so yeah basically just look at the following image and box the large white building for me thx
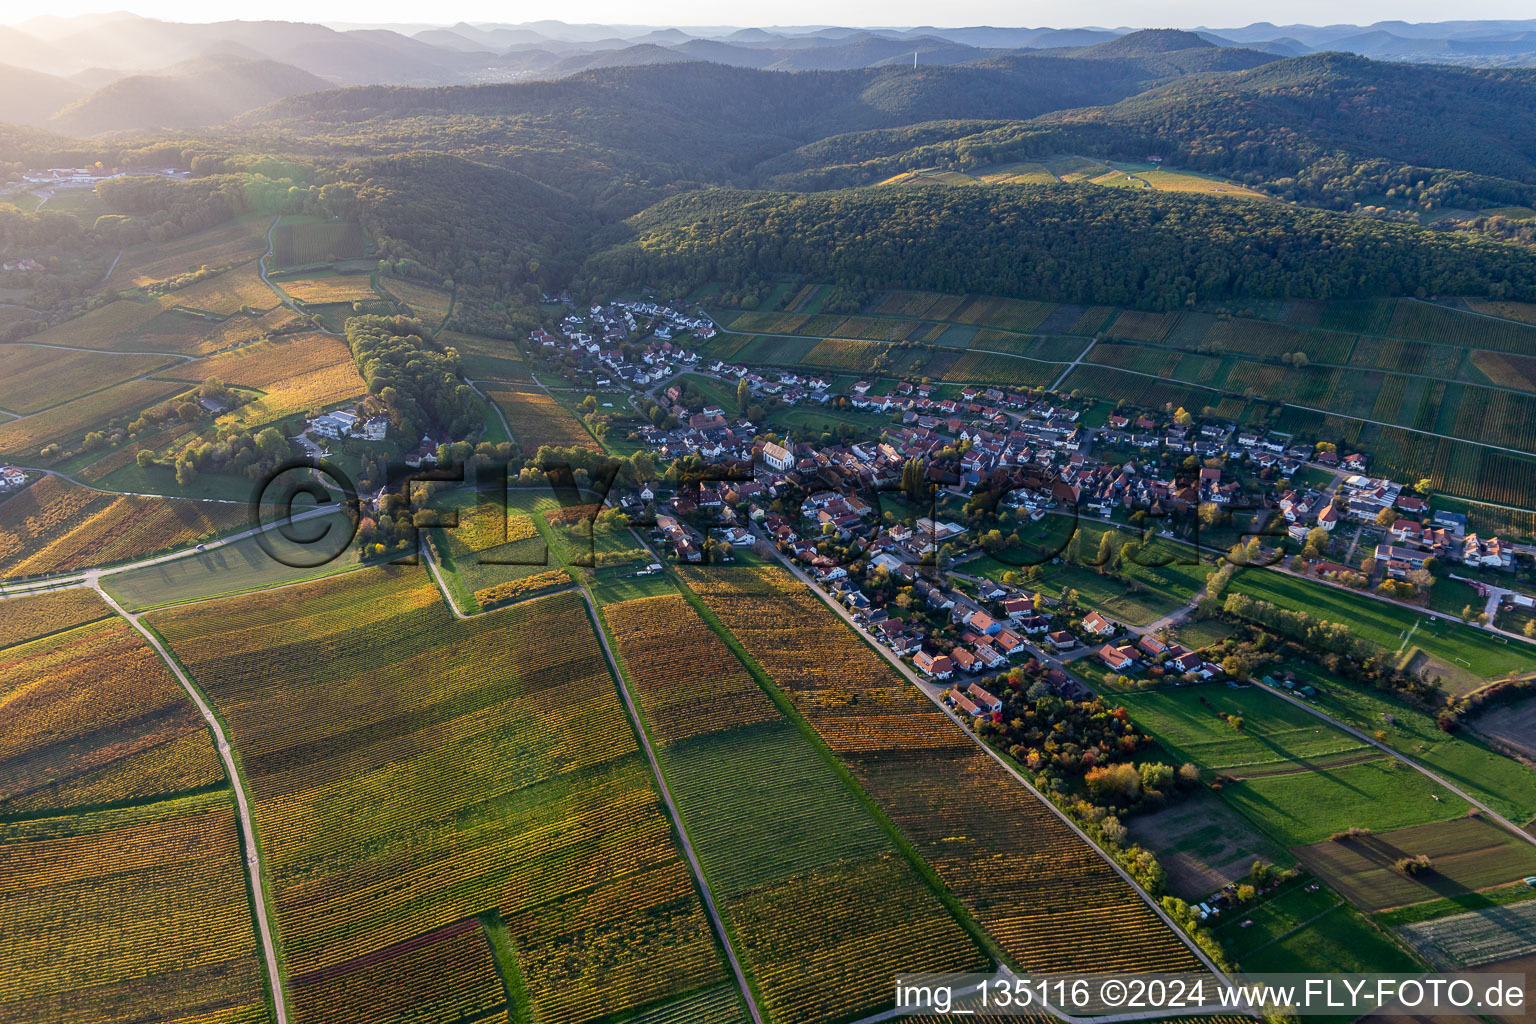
[308,410,360,439]
[762,441,794,472]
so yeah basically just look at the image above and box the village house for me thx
[1046,630,1077,650]
[966,683,1002,713]
[1464,534,1514,570]
[914,651,954,679]
[1081,610,1117,638]
[1097,643,1140,673]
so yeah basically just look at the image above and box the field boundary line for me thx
[752,540,1241,993]
[580,588,766,1024]
[93,580,289,1024]
[1252,679,1536,848]
[1062,359,1536,459]
[1233,901,1344,962]
[1050,337,1098,391]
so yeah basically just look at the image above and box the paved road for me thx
[1252,679,1536,849]
[0,502,336,597]
[1049,337,1098,391]
[756,540,1232,984]
[419,538,765,1024]
[259,216,336,335]
[93,582,289,1024]
[1078,359,1536,459]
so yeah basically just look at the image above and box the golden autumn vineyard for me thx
[602,593,984,1024]
[144,568,736,1024]
[677,567,1206,976]
[7,21,1536,1023]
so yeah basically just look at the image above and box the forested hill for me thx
[757,54,1536,209]
[581,185,1536,309]
[227,52,1274,203]
[1050,54,1536,193]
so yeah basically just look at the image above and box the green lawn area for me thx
[102,507,372,611]
[769,404,895,438]
[479,396,510,446]
[92,461,262,503]
[970,555,1184,626]
[1424,574,1487,617]
[588,565,674,605]
[1288,466,1337,492]
[1229,568,1534,678]
[1290,666,1536,826]
[1116,684,1372,773]
[1170,618,1240,650]
[1375,880,1536,927]
[674,372,740,412]
[1120,536,1217,603]
[1213,884,1420,975]
[1221,756,1469,848]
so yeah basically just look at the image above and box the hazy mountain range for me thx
[5,14,1536,135]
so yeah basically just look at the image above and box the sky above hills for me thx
[8,2,1536,29]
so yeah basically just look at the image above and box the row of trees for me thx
[343,315,481,444]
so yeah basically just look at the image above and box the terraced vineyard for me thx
[380,278,453,328]
[159,264,276,316]
[0,587,109,646]
[276,274,379,305]
[148,569,727,1024]
[602,594,987,1024]
[270,218,365,267]
[289,918,509,1024]
[677,566,1204,975]
[1063,364,1217,414]
[0,378,185,458]
[441,331,530,381]
[106,216,271,289]
[429,492,571,609]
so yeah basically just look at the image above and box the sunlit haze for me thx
[7,1,1536,29]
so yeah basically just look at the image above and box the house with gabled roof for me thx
[914,651,954,679]
[1082,610,1116,638]
[1097,644,1140,673]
